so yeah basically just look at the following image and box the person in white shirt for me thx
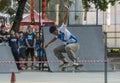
[45,4,80,67]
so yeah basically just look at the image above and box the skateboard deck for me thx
[61,64,83,71]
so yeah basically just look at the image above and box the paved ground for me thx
[0,71,120,83]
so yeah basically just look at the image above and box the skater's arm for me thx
[45,37,57,48]
[63,4,69,25]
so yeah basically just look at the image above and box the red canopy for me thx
[20,13,55,25]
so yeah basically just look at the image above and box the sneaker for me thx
[73,62,79,66]
[59,62,69,68]
[73,62,83,68]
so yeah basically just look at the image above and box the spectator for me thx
[0,26,2,43]
[0,25,9,42]
[35,32,43,69]
[0,21,4,27]
[8,30,21,70]
[25,25,36,69]
[18,31,26,69]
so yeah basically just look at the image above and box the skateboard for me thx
[61,64,83,71]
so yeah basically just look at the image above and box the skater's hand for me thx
[45,44,49,48]
[64,4,69,10]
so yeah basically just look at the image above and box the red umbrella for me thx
[20,13,55,26]
[33,25,39,29]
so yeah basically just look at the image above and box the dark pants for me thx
[26,48,34,57]
[25,48,34,68]
[19,47,26,58]
[11,49,20,70]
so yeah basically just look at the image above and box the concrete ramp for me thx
[0,45,18,73]
[44,25,112,72]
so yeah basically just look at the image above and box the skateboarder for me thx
[45,4,80,68]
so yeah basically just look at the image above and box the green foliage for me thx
[82,0,116,11]
[109,0,116,6]
[68,0,73,6]
[0,0,10,11]
[82,0,91,11]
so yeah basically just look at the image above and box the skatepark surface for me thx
[0,25,118,83]
[0,45,18,73]
[0,71,120,83]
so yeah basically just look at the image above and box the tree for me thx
[82,0,116,11]
[11,0,27,32]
